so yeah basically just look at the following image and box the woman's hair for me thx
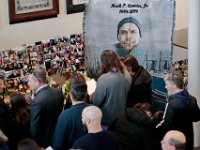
[121,55,139,72]
[10,92,30,125]
[100,50,124,74]
[134,102,153,113]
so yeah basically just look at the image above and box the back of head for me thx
[134,103,153,117]
[32,67,47,84]
[18,139,40,150]
[163,130,186,150]
[121,55,139,72]
[82,106,102,124]
[69,72,87,101]
[9,92,29,124]
[10,92,27,112]
[164,72,183,89]
[100,49,123,74]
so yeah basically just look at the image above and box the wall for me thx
[175,0,188,30]
[0,0,84,49]
[0,0,188,50]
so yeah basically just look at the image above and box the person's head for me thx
[121,55,139,74]
[117,17,142,51]
[18,138,40,150]
[161,130,186,150]
[69,72,87,102]
[27,67,47,91]
[164,72,184,96]
[100,49,124,74]
[81,106,102,131]
[134,103,153,117]
[9,92,29,124]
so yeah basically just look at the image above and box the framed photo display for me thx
[67,0,88,14]
[9,0,59,24]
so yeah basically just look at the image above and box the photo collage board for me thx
[0,34,85,97]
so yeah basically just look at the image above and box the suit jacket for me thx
[30,85,64,148]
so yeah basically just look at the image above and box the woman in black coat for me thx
[121,55,152,107]
[109,103,161,150]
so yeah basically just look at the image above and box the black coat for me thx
[110,108,161,150]
[157,90,200,150]
[30,86,64,148]
[127,66,152,107]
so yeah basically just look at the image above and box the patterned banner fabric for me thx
[84,0,175,78]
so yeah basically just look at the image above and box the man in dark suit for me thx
[28,67,64,148]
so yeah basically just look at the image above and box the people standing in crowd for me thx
[114,17,142,57]
[121,55,152,107]
[161,130,186,150]
[72,106,118,150]
[91,50,131,128]
[28,67,64,148]
[8,92,30,150]
[109,103,161,150]
[157,72,200,150]
[52,73,91,150]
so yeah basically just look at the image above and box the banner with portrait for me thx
[84,0,175,78]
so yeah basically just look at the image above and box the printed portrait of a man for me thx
[114,17,142,57]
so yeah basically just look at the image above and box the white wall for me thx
[0,0,84,49]
[0,0,188,50]
[175,0,188,30]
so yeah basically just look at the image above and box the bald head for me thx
[82,106,102,123]
[162,130,186,150]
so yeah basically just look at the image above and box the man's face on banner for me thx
[118,23,141,51]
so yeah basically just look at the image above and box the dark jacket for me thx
[52,103,91,150]
[127,66,152,107]
[30,86,64,148]
[158,90,200,150]
[110,108,161,150]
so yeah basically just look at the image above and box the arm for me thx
[91,78,106,107]
[52,113,68,150]
[30,98,42,141]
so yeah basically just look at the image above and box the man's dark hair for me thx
[69,72,87,101]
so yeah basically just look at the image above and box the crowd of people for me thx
[0,49,200,150]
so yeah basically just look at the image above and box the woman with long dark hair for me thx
[92,50,131,128]
[8,92,30,150]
